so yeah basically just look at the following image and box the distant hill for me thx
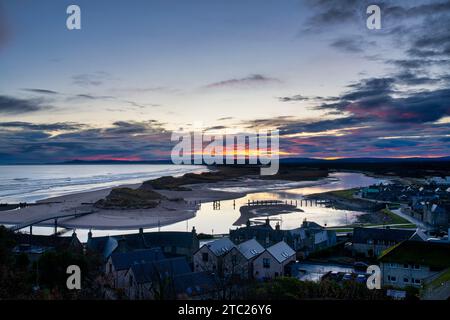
[57,159,173,165]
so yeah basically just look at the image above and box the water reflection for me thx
[21,172,387,242]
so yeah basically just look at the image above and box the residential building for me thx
[253,241,296,280]
[173,272,218,300]
[193,237,235,275]
[222,239,264,279]
[379,240,450,289]
[12,232,83,261]
[105,248,165,288]
[87,228,199,261]
[124,256,191,299]
[352,227,415,257]
[230,219,336,257]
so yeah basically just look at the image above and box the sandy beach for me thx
[0,176,328,231]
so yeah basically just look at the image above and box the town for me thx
[1,175,449,300]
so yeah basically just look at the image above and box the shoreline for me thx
[0,177,329,231]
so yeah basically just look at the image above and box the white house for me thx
[193,237,235,275]
[222,239,264,279]
[253,241,296,280]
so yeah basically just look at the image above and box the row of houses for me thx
[103,248,217,299]
[229,218,337,258]
[194,238,296,280]
[360,182,450,231]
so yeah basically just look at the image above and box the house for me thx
[87,228,199,261]
[253,241,296,280]
[105,248,165,288]
[222,239,264,279]
[379,240,450,289]
[229,219,285,247]
[352,227,415,257]
[230,219,336,257]
[288,220,337,257]
[193,237,235,275]
[12,232,83,261]
[423,203,448,231]
[124,256,191,300]
[173,271,218,300]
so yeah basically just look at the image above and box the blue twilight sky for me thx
[0,0,449,163]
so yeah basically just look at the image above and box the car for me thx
[342,273,353,281]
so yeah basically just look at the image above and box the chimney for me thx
[88,229,92,241]
[265,218,270,226]
[139,228,143,235]
[275,222,280,231]
[191,226,197,235]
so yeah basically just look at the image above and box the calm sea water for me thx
[0,164,206,203]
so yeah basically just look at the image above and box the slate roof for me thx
[205,237,235,256]
[353,227,415,244]
[130,257,191,284]
[87,231,197,257]
[14,233,82,251]
[173,272,217,298]
[110,248,165,271]
[237,239,265,260]
[266,241,296,263]
[379,240,450,270]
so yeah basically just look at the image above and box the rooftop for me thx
[110,248,165,271]
[205,237,235,256]
[266,241,296,263]
[236,239,265,260]
[130,257,191,284]
[379,240,450,270]
[353,227,415,244]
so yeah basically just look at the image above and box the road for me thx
[391,208,429,231]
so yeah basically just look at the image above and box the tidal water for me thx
[0,167,387,242]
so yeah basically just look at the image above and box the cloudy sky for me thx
[0,0,449,163]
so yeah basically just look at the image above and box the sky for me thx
[0,0,449,163]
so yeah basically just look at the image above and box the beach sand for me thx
[0,178,325,230]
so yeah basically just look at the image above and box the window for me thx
[202,252,209,262]
[109,263,112,273]
[388,275,397,282]
[414,279,421,284]
[232,254,237,265]
[263,258,270,269]
[413,264,420,270]
[129,275,133,287]
[403,278,409,283]
[403,264,409,269]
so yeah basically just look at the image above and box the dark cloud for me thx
[0,95,50,114]
[217,117,234,121]
[278,94,310,102]
[0,120,172,164]
[22,88,59,95]
[205,74,280,89]
[0,121,84,131]
[314,77,450,124]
